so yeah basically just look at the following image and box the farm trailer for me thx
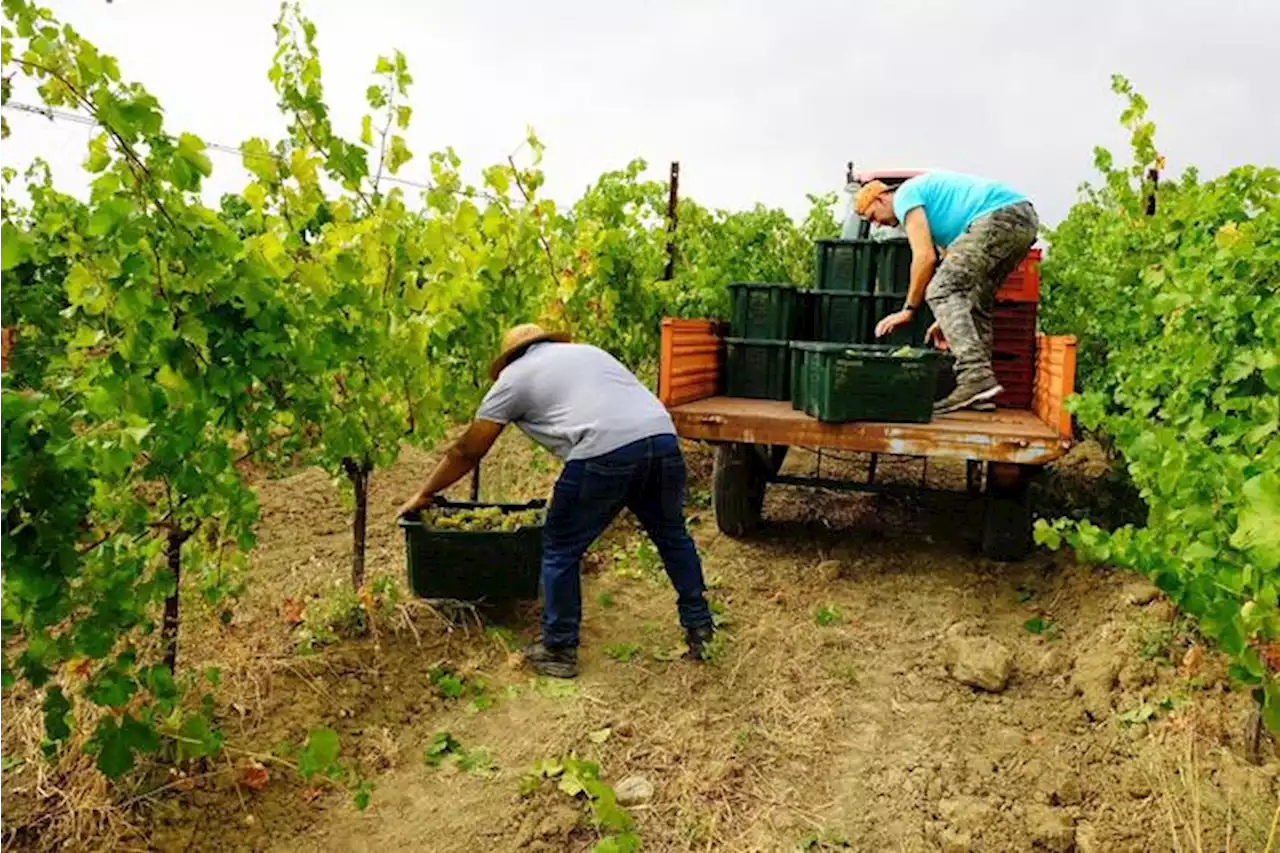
[658,319,1078,561]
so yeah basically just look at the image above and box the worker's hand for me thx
[396,490,432,520]
[926,321,949,351]
[874,309,914,339]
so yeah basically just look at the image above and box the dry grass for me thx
[2,694,144,851]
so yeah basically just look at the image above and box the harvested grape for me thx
[421,506,543,532]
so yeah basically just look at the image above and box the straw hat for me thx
[489,323,570,380]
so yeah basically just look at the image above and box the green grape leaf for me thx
[298,728,340,780]
[1,222,29,270]
[1231,474,1280,569]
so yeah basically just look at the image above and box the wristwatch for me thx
[903,301,920,313]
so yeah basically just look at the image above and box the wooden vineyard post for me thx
[663,161,679,281]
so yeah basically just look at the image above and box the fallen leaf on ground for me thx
[238,763,270,791]
[281,598,306,625]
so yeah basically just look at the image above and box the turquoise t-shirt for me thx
[892,171,1028,247]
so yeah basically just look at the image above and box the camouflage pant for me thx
[926,201,1039,385]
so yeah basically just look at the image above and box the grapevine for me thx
[1038,75,1280,728]
[0,0,829,782]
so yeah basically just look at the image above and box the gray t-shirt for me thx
[476,342,675,461]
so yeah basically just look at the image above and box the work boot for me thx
[685,625,716,661]
[523,641,578,678]
[934,375,1002,415]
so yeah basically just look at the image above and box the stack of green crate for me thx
[811,238,932,346]
[777,239,947,422]
[725,283,800,400]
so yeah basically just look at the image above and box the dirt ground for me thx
[3,437,1278,852]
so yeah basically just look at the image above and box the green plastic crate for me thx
[728,283,799,340]
[725,338,790,400]
[870,295,934,347]
[811,292,875,344]
[398,499,545,600]
[795,290,817,341]
[873,240,912,295]
[790,343,806,410]
[802,345,946,424]
[790,341,848,413]
[814,239,875,292]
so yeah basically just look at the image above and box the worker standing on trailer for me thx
[857,172,1039,414]
[396,324,716,678]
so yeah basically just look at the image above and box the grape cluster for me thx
[423,506,543,531]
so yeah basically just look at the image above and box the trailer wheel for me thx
[981,463,1033,561]
[713,443,769,537]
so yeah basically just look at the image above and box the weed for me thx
[279,727,373,811]
[533,677,579,699]
[710,598,731,628]
[424,731,497,778]
[603,643,642,663]
[1138,623,1177,664]
[829,663,860,686]
[1118,697,1177,726]
[652,644,685,662]
[293,578,403,653]
[1023,616,1062,639]
[815,604,843,627]
[597,591,616,609]
[295,587,368,652]
[467,694,495,714]
[701,633,730,665]
[424,731,462,767]
[612,539,660,582]
[519,756,640,851]
[428,664,488,702]
[733,727,752,748]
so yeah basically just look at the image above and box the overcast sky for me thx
[2,0,1277,226]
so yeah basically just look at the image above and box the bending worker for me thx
[396,324,716,678]
[857,171,1039,414]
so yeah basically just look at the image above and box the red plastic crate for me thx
[992,342,1036,409]
[992,301,1037,333]
[995,248,1042,303]
[992,302,1037,356]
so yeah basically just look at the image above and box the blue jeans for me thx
[541,434,713,648]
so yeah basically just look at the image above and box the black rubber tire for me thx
[981,467,1033,561]
[713,443,768,537]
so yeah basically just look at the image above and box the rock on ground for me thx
[1026,804,1076,852]
[1071,631,1122,720]
[946,635,1013,692]
[614,775,655,806]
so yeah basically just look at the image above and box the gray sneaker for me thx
[934,377,1002,415]
[971,400,997,412]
